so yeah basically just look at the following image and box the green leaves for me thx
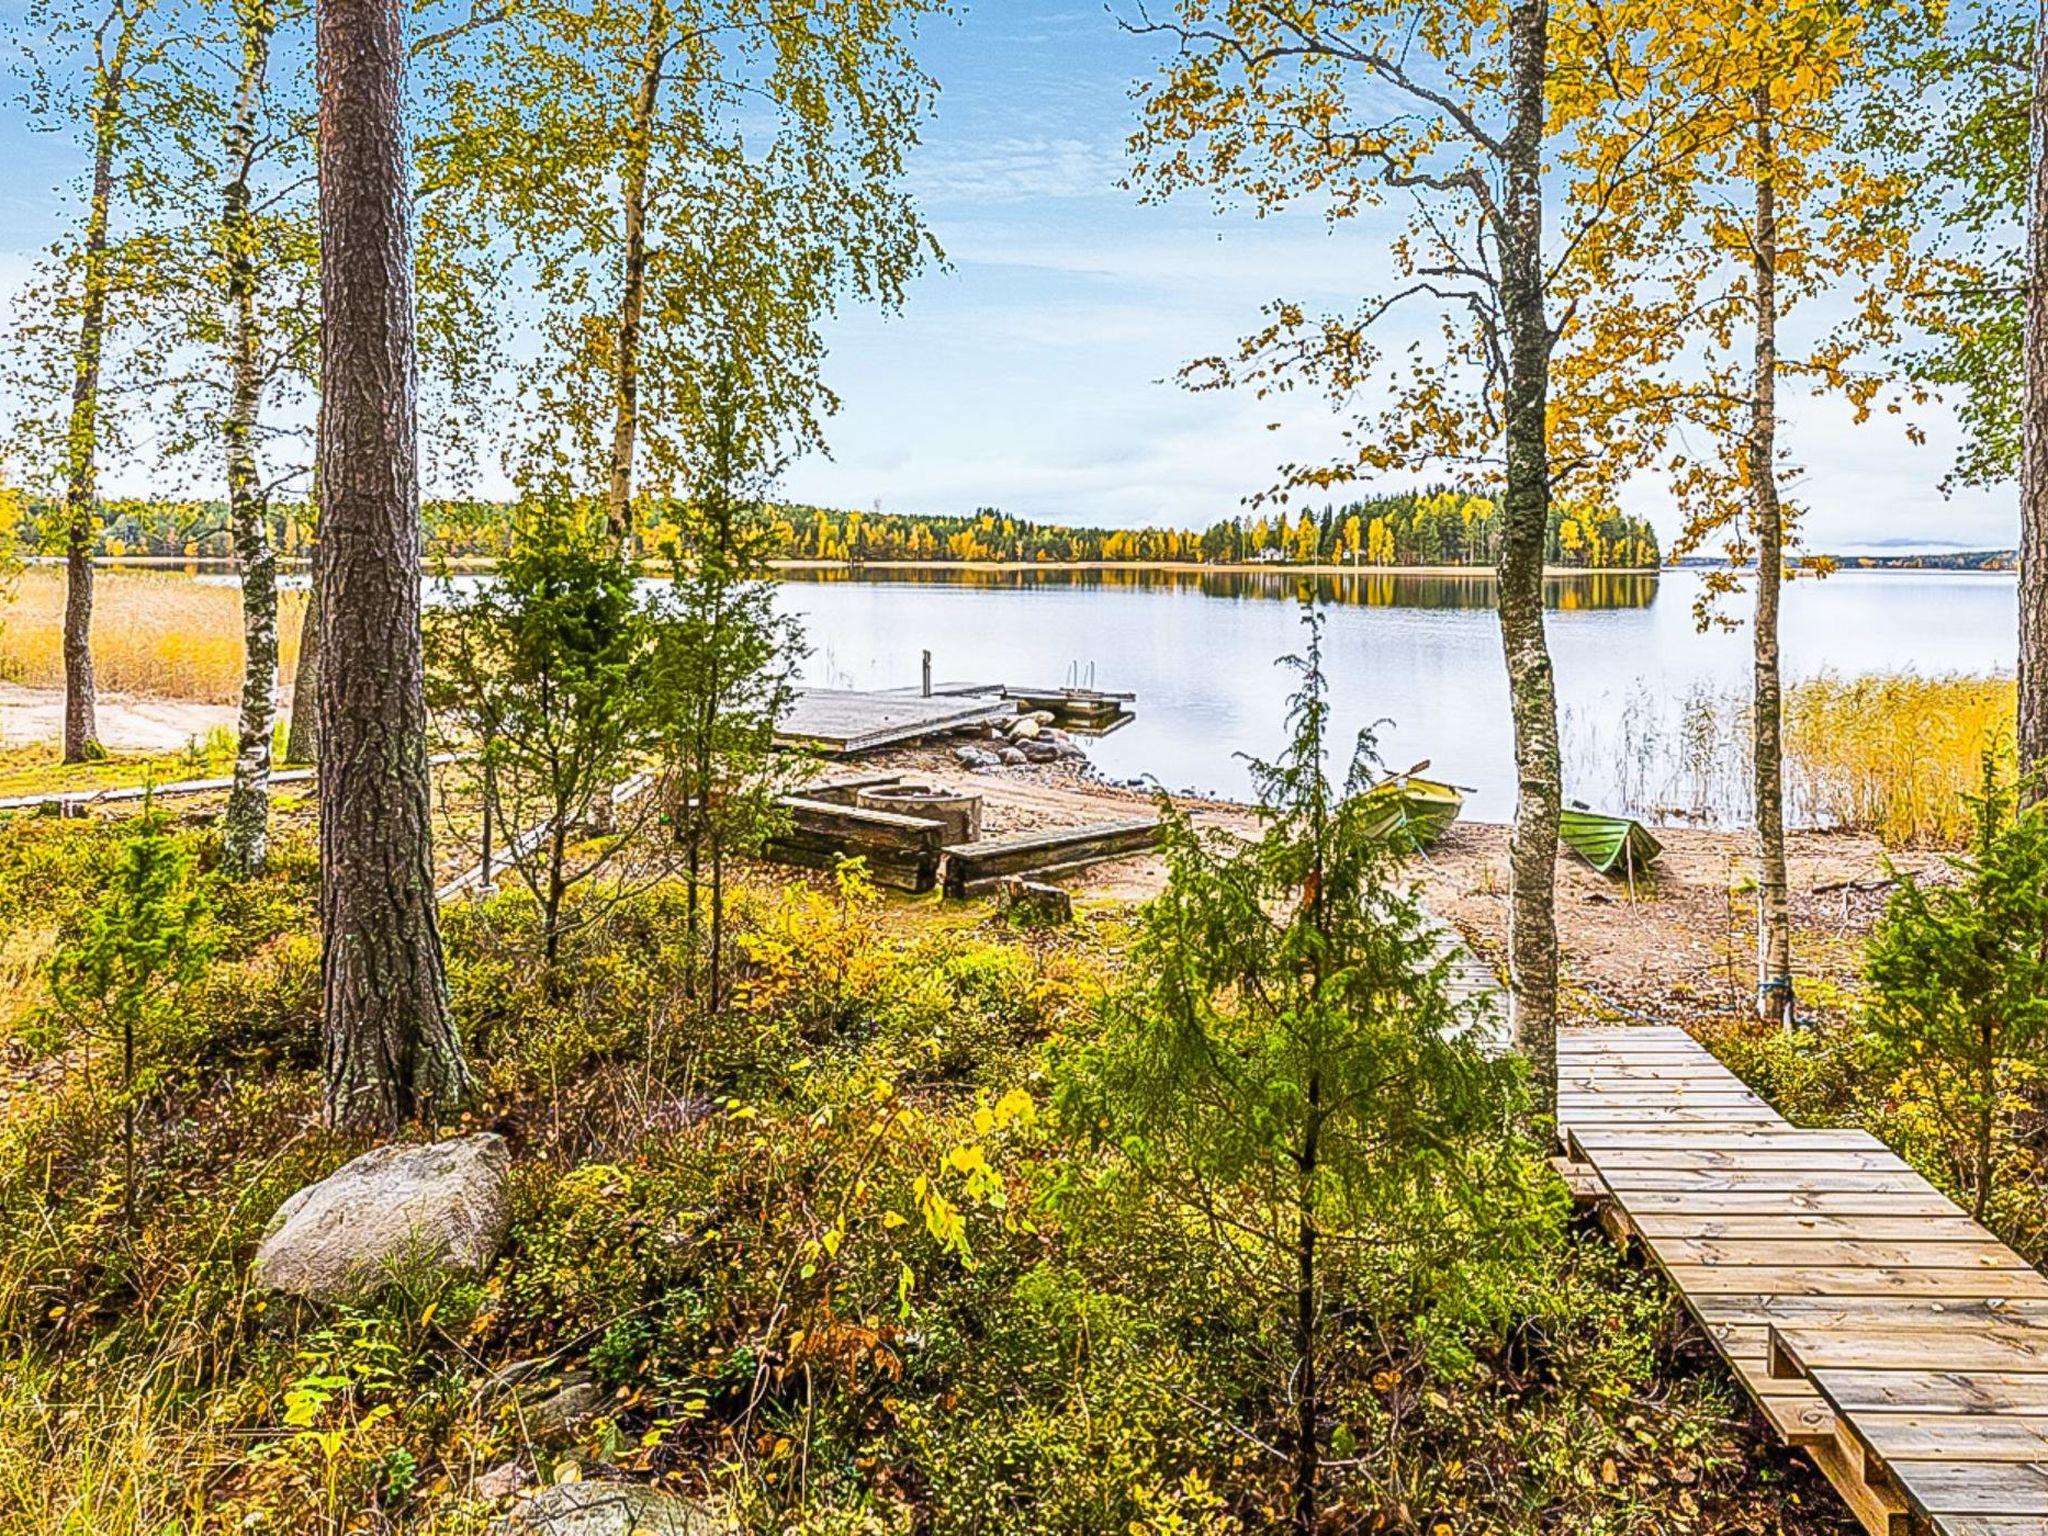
[1865,756,2048,1218]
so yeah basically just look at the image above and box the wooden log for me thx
[792,772,904,806]
[764,795,947,892]
[941,818,1161,898]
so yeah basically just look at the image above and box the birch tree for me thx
[1127,0,1613,1110]
[132,0,319,875]
[1583,0,1925,1022]
[2027,1,2048,790]
[7,0,163,763]
[431,0,941,539]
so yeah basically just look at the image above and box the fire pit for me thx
[855,782,984,846]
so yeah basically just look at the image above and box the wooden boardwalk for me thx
[1559,1025,2048,1536]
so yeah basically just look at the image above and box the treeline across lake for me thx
[758,489,1660,569]
[14,488,1661,572]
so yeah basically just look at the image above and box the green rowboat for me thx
[1359,766,1465,848]
[1559,806,1661,877]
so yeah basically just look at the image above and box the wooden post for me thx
[921,649,932,697]
[480,755,494,888]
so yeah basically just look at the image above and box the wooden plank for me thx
[1938,1518,2048,1536]
[1698,1298,2048,1332]
[1570,1129,1887,1153]
[1548,1157,1606,1203]
[764,795,947,893]
[1619,1190,1968,1216]
[1656,1238,2029,1271]
[1663,1267,2048,1300]
[1774,1325,2048,1377]
[1585,1149,1912,1172]
[1635,1213,1995,1242]
[1885,1459,2048,1515]
[1563,1121,1793,1135]
[1810,1376,2048,1417]
[1852,1414,2048,1463]
[1595,1171,1946,1193]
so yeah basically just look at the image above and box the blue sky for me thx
[0,0,2020,551]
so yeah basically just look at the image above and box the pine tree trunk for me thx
[285,574,321,763]
[1498,0,1561,1117]
[2020,2,2048,796]
[315,0,467,1131]
[220,10,278,878]
[604,0,667,549]
[1750,83,1795,1027]
[60,8,138,765]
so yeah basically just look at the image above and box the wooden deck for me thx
[775,688,1013,753]
[1559,1026,2048,1536]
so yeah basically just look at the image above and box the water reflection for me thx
[776,564,1660,610]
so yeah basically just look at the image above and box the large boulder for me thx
[253,1133,511,1302]
[494,1481,723,1536]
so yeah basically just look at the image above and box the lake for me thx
[770,566,2018,823]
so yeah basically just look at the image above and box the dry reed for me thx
[1785,670,2016,848]
[0,568,305,705]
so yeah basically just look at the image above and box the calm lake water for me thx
[770,567,2019,824]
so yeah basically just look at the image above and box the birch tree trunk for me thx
[1750,82,1795,1026]
[2020,0,2048,795]
[60,4,140,764]
[1497,0,1562,1117]
[220,6,279,877]
[316,0,467,1130]
[604,0,668,549]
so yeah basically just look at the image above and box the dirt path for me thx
[0,683,242,753]
[866,743,1943,1024]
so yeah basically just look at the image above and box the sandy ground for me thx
[867,742,1943,1023]
[0,683,242,753]
[0,691,1937,1025]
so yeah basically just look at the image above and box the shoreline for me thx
[765,557,1662,577]
[35,555,1660,577]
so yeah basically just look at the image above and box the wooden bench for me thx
[941,818,1161,898]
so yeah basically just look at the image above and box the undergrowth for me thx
[0,820,1855,1535]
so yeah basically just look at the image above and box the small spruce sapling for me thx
[426,487,655,966]
[1058,610,1539,1536]
[1866,756,2048,1223]
[47,801,213,1226]
[644,364,805,1012]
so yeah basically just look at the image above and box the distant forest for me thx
[10,488,1662,571]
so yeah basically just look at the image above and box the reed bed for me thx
[1566,669,2012,848]
[0,568,304,705]
[1785,670,2016,848]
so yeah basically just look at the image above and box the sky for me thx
[0,0,2021,553]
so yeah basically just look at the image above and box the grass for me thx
[0,568,306,705]
[0,734,244,801]
[1785,670,2017,848]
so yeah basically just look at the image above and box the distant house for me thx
[1248,548,1288,564]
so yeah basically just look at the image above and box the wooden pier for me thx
[1558,1025,2048,1536]
[775,688,1013,753]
